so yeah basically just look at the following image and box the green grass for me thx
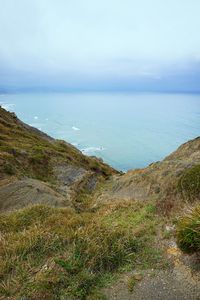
[176,204,200,254]
[0,201,162,299]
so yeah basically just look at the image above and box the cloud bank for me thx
[0,0,200,92]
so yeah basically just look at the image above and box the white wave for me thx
[72,142,78,146]
[82,146,105,155]
[72,126,80,131]
[1,103,15,111]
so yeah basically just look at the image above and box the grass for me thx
[127,276,137,292]
[0,201,163,299]
[176,204,200,254]
[28,148,54,181]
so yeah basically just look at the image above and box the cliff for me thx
[0,106,117,211]
[0,106,199,300]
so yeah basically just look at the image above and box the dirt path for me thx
[103,240,200,300]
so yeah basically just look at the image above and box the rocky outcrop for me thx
[0,178,70,212]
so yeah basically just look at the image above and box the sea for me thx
[0,92,200,171]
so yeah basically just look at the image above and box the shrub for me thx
[178,165,200,201]
[176,205,200,254]
[3,163,15,175]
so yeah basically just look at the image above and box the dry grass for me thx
[0,201,161,299]
[176,204,200,254]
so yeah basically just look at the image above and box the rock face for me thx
[0,178,70,212]
[0,106,118,211]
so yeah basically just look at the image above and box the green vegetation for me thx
[0,106,116,182]
[0,201,163,299]
[28,148,54,181]
[3,163,16,175]
[176,205,200,254]
[178,165,200,201]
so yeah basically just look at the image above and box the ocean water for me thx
[0,92,200,171]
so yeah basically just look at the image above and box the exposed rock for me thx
[0,178,70,212]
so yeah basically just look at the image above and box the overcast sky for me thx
[0,0,200,91]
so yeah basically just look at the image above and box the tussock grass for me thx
[176,204,200,254]
[0,201,160,299]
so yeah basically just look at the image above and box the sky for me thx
[0,0,200,92]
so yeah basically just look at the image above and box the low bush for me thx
[178,165,200,201]
[3,163,15,175]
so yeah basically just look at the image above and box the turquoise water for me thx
[1,92,200,171]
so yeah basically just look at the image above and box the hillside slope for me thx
[0,106,117,211]
[96,137,200,213]
[0,106,200,299]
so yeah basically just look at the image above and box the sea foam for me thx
[82,146,105,155]
[1,103,15,111]
[72,126,80,131]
